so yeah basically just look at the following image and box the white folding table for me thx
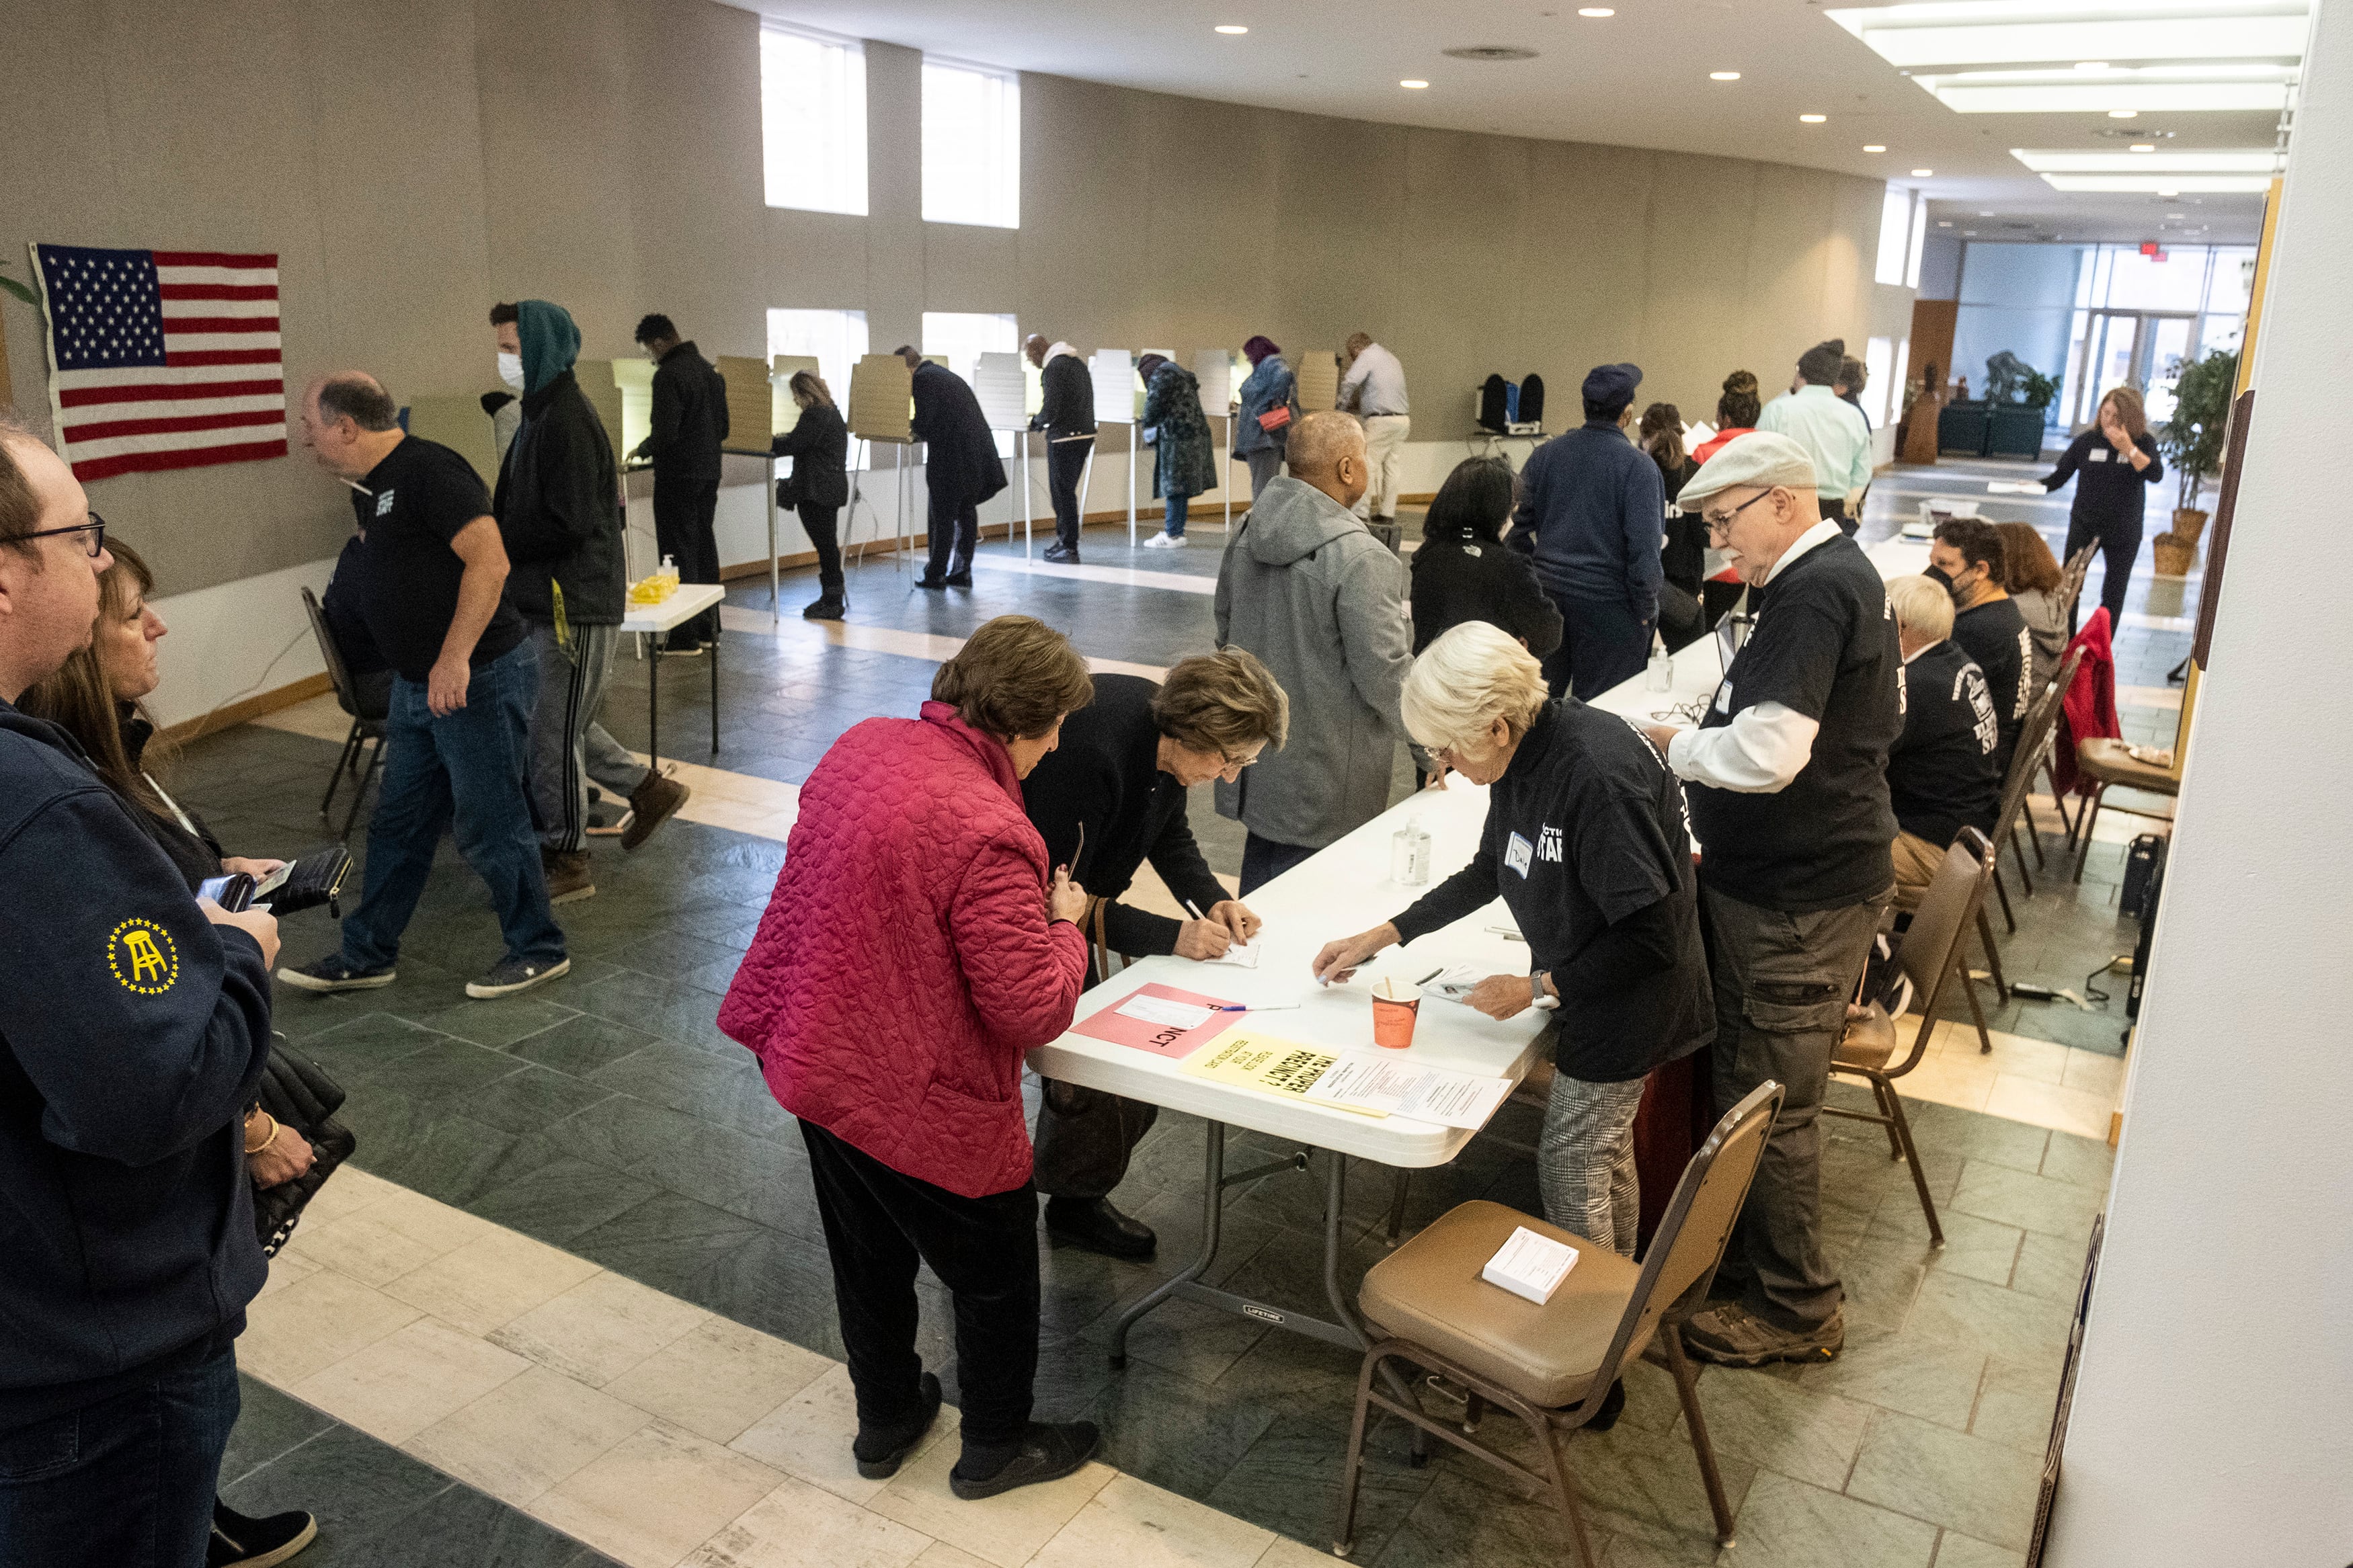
[619,582,726,772]
[1029,780,1548,1364]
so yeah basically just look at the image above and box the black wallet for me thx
[257,848,354,917]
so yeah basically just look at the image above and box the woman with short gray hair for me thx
[1314,623,1712,1347]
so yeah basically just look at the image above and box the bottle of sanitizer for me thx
[1646,630,1675,692]
[1392,819,1431,886]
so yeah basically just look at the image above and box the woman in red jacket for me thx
[721,616,1099,1499]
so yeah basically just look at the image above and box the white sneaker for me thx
[1142,532,1185,549]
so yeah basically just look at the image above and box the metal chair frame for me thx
[1333,1085,1784,1567]
[300,587,387,841]
[1985,647,2087,934]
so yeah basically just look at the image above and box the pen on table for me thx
[1208,1003,1298,1012]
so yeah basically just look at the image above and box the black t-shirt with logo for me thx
[1952,595,2034,776]
[1392,700,1712,1083]
[1887,640,2002,850]
[345,436,526,683]
[1687,532,1902,912]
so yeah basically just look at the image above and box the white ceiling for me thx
[724,0,2281,244]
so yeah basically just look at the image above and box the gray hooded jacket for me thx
[1213,476,1419,848]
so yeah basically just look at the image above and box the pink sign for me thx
[1071,983,1242,1059]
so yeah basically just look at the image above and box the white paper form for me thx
[1304,1054,1423,1116]
[1395,1069,1517,1130]
[1208,938,1262,969]
[1985,480,2044,495]
[1482,1225,1579,1305]
[1114,993,1217,1031]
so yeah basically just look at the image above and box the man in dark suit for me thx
[633,314,729,651]
[900,345,1007,589]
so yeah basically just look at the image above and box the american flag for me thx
[30,244,286,483]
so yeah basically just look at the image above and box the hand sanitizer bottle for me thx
[1646,630,1674,692]
[1392,819,1431,886]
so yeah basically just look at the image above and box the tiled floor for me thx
[180,459,2160,1565]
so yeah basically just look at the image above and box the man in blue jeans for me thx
[279,373,569,1000]
[0,417,286,1566]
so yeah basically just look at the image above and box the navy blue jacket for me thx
[1510,419,1666,618]
[0,701,271,1424]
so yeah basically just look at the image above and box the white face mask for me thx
[497,351,524,392]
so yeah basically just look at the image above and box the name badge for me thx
[1712,680,1733,715]
[1505,832,1534,878]
[2088,448,2110,463]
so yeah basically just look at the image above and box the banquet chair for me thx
[1333,1084,1783,1567]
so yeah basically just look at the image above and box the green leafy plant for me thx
[2020,369,2060,411]
[2160,349,2239,512]
[0,260,36,309]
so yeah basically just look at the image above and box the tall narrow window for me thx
[770,308,871,466]
[762,26,867,216]
[922,59,1020,229]
[923,312,1021,454]
[1875,185,1915,287]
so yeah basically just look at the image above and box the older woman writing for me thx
[720,616,1099,1501]
[1311,622,1712,1261]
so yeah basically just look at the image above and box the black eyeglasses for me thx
[1701,491,1772,541]
[16,514,108,559]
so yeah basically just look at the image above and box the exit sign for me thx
[2141,242,2170,260]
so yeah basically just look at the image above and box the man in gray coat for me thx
[1213,411,1421,893]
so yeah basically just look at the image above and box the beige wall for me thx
[0,0,1898,597]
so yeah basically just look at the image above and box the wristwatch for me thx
[1530,973,1560,1012]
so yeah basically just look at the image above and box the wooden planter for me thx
[2151,533,2198,577]
[2171,507,2210,547]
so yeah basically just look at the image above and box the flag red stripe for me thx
[164,349,284,368]
[157,284,280,302]
[59,378,286,409]
[149,251,277,271]
[70,439,289,483]
[159,315,279,335]
[63,409,286,443]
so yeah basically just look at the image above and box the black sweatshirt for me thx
[1952,595,2032,776]
[641,340,730,486]
[0,702,270,1426]
[1391,701,1712,1083]
[1886,641,2001,850]
[1021,675,1228,960]
[1410,529,1564,657]
[1031,352,1097,438]
[493,369,626,626]
[2042,427,2163,535]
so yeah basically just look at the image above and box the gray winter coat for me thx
[1213,476,1420,848]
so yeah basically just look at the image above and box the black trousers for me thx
[1047,436,1092,551]
[2065,510,2142,633]
[653,477,722,642]
[1240,831,1318,895]
[1542,591,1652,701]
[801,1119,1038,1447]
[799,500,843,593]
[1033,945,1158,1199]
[925,487,979,578]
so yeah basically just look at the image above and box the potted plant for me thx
[2159,349,2238,548]
[0,261,36,414]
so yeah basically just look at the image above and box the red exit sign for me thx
[2141,242,2170,260]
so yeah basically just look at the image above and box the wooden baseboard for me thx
[166,671,333,743]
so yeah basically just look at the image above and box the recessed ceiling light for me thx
[1862,143,1887,152]
[2129,142,2157,152]
[2157,188,2180,196]
[2108,108,2139,118]
[1214,24,1248,34]
[2075,61,2110,72]
[2166,211,2187,218]
[1800,113,1827,122]
[1710,71,1741,81]
[1938,220,1953,227]
[1978,210,1995,216]
[1577,6,1614,15]
[1912,168,1933,177]
[1400,79,1430,89]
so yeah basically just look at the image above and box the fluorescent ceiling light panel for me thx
[2037,173,2274,191]
[1922,80,2292,113]
[2012,149,2281,172]
[1824,3,2308,69]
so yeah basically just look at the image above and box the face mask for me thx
[497,352,525,392]
[1923,565,1958,600]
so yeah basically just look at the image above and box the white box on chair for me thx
[1482,1227,1579,1305]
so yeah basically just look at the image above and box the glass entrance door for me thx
[2139,315,2196,423]
[2067,311,2198,427]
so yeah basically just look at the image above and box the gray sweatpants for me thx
[526,621,649,854]
[1244,448,1283,499]
[1702,881,1892,1333]
[1538,1070,1648,1257]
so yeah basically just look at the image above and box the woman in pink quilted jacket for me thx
[720,616,1099,1501]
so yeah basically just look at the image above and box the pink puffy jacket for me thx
[720,700,1090,1198]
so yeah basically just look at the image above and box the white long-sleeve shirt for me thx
[1666,520,1844,792]
[1338,343,1409,417]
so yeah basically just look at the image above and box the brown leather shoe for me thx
[621,769,692,851]
[541,848,595,904]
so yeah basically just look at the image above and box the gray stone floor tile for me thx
[1205,1389,1430,1563]
[2037,1131,2117,1192]
[2006,1231,2094,1305]
[1370,1466,1612,1568]
[220,1421,454,1547]
[342,1091,560,1210]
[504,1013,668,1077]
[542,1094,772,1206]
[587,1040,790,1137]
[1967,1358,2063,1456]
[1088,1358,1281,1501]
[1668,1366,1875,1492]
[461,1067,619,1137]
[1904,1273,2074,1369]
[1948,1163,2105,1243]
[221,1374,336,1490]
[1846,1409,2042,1552]
[1931,1530,2028,1568]
[401,996,582,1050]
[1766,1322,1987,1432]
[327,1482,594,1567]
[458,1154,659,1243]
[337,1032,531,1108]
[1620,1471,1938,1568]
[1864,1207,2026,1290]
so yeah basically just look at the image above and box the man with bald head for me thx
[1213,411,1421,891]
[278,373,569,1001]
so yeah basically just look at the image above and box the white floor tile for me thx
[534,1420,785,1568]
[604,1315,834,1445]
[488,1269,708,1387]
[407,1364,650,1506]
[292,1317,529,1444]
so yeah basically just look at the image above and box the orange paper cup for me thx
[1371,981,1421,1049]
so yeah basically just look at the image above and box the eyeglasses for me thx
[1218,750,1262,779]
[15,515,108,559]
[1702,491,1772,541]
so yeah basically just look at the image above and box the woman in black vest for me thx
[774,370,852,620]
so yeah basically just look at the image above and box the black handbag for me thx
[251,1042,358,1257]
[776,467,806,511]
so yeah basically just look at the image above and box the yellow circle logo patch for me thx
[108,918,179,995]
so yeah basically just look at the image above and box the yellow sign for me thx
[1181,1030,1379,1114]
[108,918,179,995]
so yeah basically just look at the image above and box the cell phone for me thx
[197,872,258,913]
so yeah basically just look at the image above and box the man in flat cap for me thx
[1509,362,1664,699]
[1758,339,1874,534]
[1640,431,1901,1370]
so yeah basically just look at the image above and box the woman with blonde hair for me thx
[1312,622,1711,1284]
[772,368,851,619]
[2041,385,2162,631]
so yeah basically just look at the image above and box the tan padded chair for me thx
[1830,827,1999,1248]
[1332,1083,1784,1566]
[1983,647,2085,952]
[2068,737,2180,882]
